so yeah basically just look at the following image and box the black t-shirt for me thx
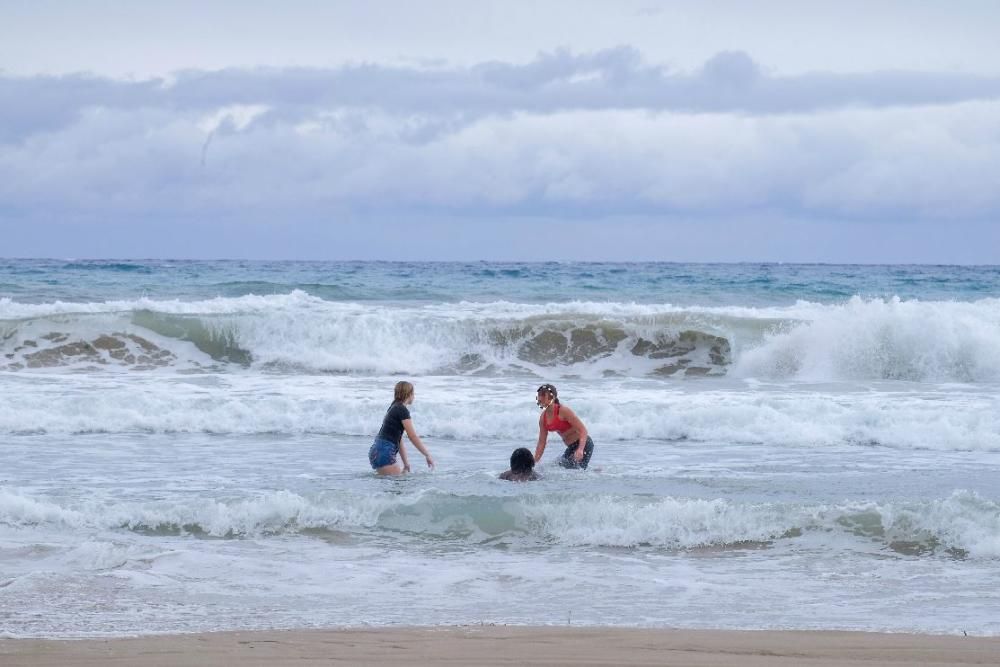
[376,402,410,444]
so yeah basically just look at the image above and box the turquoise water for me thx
[4,259,1000,304]
[2,260,1000,637]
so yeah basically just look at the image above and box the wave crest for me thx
[3,488,997,558]
[733,296,1000,382]
[3,294,1000,381]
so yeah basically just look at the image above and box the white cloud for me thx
[198,105,270,134]
[3,92,999,223]
[1,49,999,261]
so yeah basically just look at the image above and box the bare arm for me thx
[403,419,434,469]
[534,417,549,463]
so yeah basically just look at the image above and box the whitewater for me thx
[1,260,999,637]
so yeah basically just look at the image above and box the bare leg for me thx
[375,463,403,476]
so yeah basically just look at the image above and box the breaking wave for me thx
[2,293,1000,381]
[2,487,997,559]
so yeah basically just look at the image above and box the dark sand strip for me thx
[3,627,998,667]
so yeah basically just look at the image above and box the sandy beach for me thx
[2,627,998,667]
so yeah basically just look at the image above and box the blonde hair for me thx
[393,380,414,404]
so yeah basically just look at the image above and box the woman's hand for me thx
[425,454,435,469]
[403,463,412,473]
[574,444,585,462]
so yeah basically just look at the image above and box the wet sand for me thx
[2,626,998,666]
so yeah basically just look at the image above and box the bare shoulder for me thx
[499,471,540,482]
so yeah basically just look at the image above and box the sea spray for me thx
[4,261,1000,636]
[4,294,1000,381]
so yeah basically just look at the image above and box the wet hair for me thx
[537,383,560,405]
[393,380,414,404]
[510,447,535,473]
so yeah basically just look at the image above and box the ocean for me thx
[1,259,999,637]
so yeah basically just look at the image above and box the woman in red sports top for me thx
[533,383,594,469]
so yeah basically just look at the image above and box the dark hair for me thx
[510,447,535,473]
[536,383,560,405]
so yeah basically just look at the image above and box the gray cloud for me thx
[0,75,161,143]
[2,99,998,219]
[4,49,1000,144]
[1,48,999,263]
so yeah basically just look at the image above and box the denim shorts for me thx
[368,438,399,469]
[559,436,594,469]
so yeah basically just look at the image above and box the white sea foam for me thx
[878,490,1000,559]
[3,487,997,558]
[5,265,1000,638]
[0,488,388,536]
[1,374,997,450]
[529,491,1000,556]
[3,293,1000,381]
[733,296,1000,382]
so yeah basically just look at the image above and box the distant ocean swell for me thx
[2,293,1000,381]
[1,488,997,559]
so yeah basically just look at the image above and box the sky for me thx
[2,0,1000,262]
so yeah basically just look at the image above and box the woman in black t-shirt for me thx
[368,380,435,475]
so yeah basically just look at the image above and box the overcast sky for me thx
[2,0,999,262]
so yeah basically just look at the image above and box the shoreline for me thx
[3,627,999,666]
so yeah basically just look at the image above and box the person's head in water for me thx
[510,447,535,474]
[536,383,559,409]
[500,447,539,481]
[394,380,415,405]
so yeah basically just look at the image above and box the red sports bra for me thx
[544,404,573,433]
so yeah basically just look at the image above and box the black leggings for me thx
[559,436,594,469]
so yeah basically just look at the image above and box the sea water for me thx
[1,260,999,637]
